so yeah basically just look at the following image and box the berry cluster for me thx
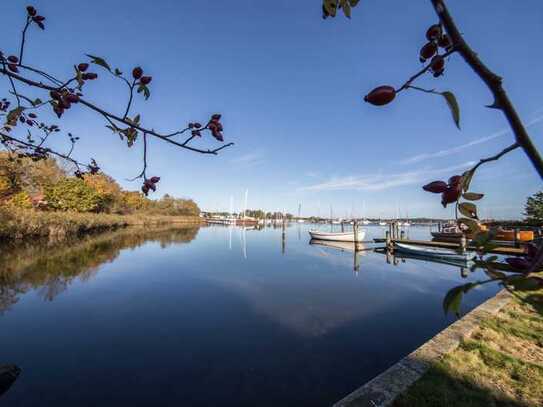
[141,176,160,196]
[208,114,223,142]
[26,6,45,30]
[77,62,98,81]
[419,24,452,77]
[50,88,83,118]
[422,174,463,208]
[132,66,152,85]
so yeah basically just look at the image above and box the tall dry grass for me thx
[0,207,202,241]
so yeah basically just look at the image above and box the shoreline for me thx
[334,289,512,407]
[0,208,203,242]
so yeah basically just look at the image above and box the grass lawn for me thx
[393,284,543,407]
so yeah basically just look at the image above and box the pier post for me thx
[400,230,405,241]
[386,230,391,250]
[460,233,467,254]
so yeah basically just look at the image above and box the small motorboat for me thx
[309,229,366,242]
[394,242,476,262]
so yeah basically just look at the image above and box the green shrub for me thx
[45,178,103,212]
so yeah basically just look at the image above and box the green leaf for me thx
[133,114,141,125]
[6,107,25,125]
[137,84,151,100]
[86,54,111,71]
[114,68,123,76]
[458,202,478,219]
[349,0,360,6]
[340,0,351,17]
[323,0,338,17]
[462,168,475,192]
[441,91,460,130]
[506,276,543,291]
[463,192,484,201]
[484,268,506,280]
[443,283,475,316]
[31,98,42,107]
[457,217,480,234]
[485,255,498,263]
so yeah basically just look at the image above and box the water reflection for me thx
[0,224,503,406]
[0,226,199,312]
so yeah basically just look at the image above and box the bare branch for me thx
[431,0,543,179]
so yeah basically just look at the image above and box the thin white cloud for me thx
[299,161,476,192]
[230,152,264,166]
[400,112,543,165]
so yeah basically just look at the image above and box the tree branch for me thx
[431,0,543,180]
[1,67,234,155]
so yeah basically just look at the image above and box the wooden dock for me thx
[393,239,526,256]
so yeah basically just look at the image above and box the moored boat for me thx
[394,242,476,261]
[308,229,366,242]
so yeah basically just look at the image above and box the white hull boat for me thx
[308,229,366,242]
[394,242,476,262]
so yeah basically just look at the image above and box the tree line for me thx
[0,152,199,216]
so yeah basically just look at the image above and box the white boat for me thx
[361,219,370,225]
[379,221,387,226]
[308,229,366,242]
[394,242,476,261]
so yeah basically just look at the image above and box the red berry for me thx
[7,64,18,73]
[140,76,152,85]
[78,63,89,72]
[438,34,452,49]
[132,67,143,80]
[7,55,19,63]
[26,119,33,126]
[149,176,160,183]
[194,122,202,129]
[364,85,396,106]
[28,113,37,118]
[422,180,448,194]
[441,186,461,208]
[448,175,462,187]
[50,90,61,100]
[60,98,71,109]
[66,93,80,103]
[420,42,437,60]
[430,55,445,72]
[211,114,222,121]
[26,6,37,16]
[82,72,98,80]
[426,24,442,41]
[33,15,45,22]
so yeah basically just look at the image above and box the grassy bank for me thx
[393,285,543,407]
[0,207,202,241]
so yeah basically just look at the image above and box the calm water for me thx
[0,224,501,406]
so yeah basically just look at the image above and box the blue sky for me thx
[2,1,542,218]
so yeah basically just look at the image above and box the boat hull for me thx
[308,230,366,242]
[394,242,475,261]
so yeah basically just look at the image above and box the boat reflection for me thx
[379,248,474,278]
[309,239,368,273]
